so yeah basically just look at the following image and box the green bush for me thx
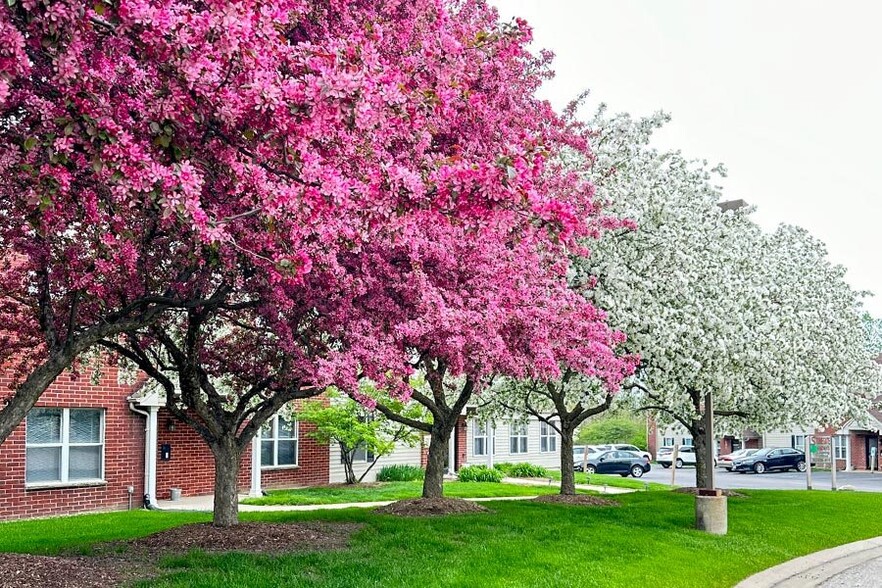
[376,464,425,482]
[506,462,549,478]
[457,465,502,483]
[493,462,515,475]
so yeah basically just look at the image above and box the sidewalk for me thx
[156,478,634,512]
[735,536,882,587]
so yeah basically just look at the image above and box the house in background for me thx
[647,412,880,472]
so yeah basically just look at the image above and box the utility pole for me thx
[831,436,837,491]
[804,435,813,490]
[704,392,715,490]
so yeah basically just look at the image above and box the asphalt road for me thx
[639,465,882,492]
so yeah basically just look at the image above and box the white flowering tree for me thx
[863,313,882,356]
[575,108,881,489]
[489,373,617,495]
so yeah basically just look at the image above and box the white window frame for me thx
[663,437,675,446]
[26,408,105,486]
[833,435,847,460]
[510,422,528,454]
[473,420,488,456]
[681,437,693,447]
[540,421,557,453]
[792,435,807,450]
[260,414,299,469]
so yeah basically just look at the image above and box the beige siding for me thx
[464,417,561,470]
[328,441,422,484]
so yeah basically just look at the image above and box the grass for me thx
[4,491,882,586]
[242,480,570,506]
[546,469,671,491]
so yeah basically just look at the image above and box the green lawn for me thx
[242,481,573,506]
[3,491,882,587]
[546,470,671,491]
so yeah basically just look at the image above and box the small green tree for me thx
[576,415,646,449]
[297,391,421,484]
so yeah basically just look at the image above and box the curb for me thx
[735,536,882,587]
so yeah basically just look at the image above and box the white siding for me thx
[328,441,422,483]
[763,428,813,450]
[464,417,561,470]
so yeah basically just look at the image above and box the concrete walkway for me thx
[156,478,634,513]
[499,477,636,495]
[735,536,882,587]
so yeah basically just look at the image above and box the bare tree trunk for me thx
[691,419,710,490]
[210,436,242,527]
[422,424,450,498]
[559,422,576,495]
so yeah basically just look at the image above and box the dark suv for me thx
[731,447,807,474]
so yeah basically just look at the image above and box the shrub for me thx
[493,462,515,475]
[457,465,502,483]
[376,464,425,482]
[505,462,549,478]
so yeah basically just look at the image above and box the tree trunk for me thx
[210,437,242,527]
[691,419,710,490]
[0,354,73,444]
[559,422,576,495]
[422,423,450,498]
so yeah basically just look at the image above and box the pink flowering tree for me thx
[344,213,636,500]
[1,0,627,523]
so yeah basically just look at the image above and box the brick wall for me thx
[0,367,145,522]
[455,417,467,470]
[850,434,867,470]
[155,407,330,499]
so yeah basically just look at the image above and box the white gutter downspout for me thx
[249,434,263,497]
[128,402,159,508]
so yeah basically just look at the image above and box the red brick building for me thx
[1,368,332,521]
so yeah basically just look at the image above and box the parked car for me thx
[609,444,652,462]
[717,448,758,470]
[656,446,717,469]
[573,445,605,471]
[584,450,651,478]
[731,447,807,474]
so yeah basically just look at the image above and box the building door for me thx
[866,436,879,470]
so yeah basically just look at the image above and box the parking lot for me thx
[639,465,882,492]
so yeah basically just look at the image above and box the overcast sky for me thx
[495,0,881,316]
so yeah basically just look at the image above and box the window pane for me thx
[278,418,296,439]
[260,421,273,439]
[27,409,62,444]
[474,438,485,456]
[261,441,274,466]
[69,446,102,479]
[541,437,548,452]
[26,447,62,483]
[550,437,557,452]
[69,410,101,443]
[277,440,297,465]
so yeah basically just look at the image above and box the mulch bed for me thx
[96,521,361,557]
[0,554,128,588]
[0,521,361,588]
[673,487,747,498]
[532,494,619,507]
[375,497,489,517]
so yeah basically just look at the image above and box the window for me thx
[540,421,557,453]
[510,422,528,454]
[663,437,675,446]
[833,435,847,460]
[343,444,375,463]
[791,435,808,450]
[681,438,693,447]
[473,420,488,456]
[26,408,104,485]
[260,415,298,468]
